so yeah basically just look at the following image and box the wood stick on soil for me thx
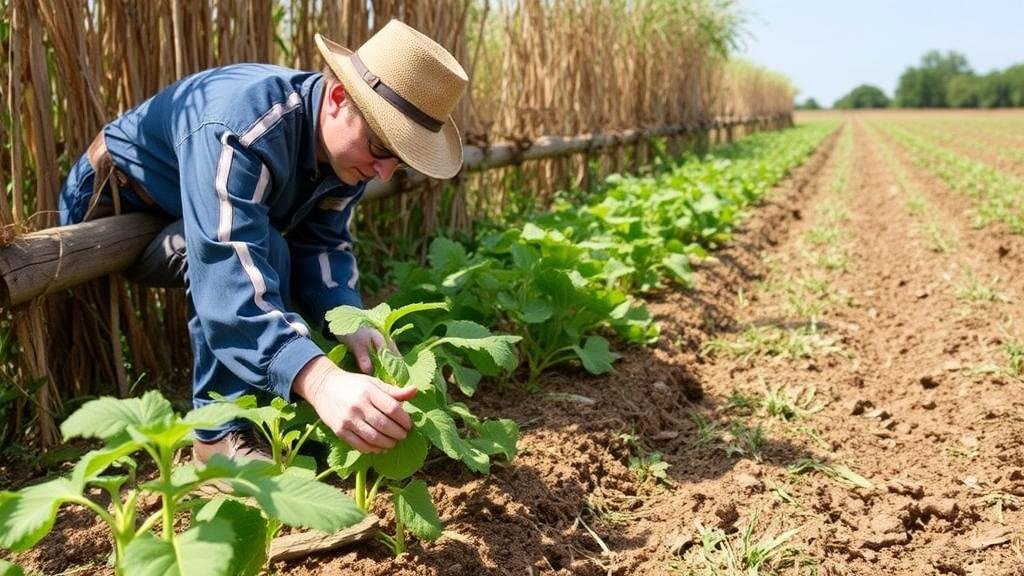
[268,514,381,562]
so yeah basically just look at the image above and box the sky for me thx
[738,0,1024,106]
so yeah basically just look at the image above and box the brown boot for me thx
[192,427,273,466]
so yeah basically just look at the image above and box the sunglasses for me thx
[367,130,405,167]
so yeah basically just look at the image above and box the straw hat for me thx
[315,20,468,179]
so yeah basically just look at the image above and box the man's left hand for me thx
[338,326,395,374]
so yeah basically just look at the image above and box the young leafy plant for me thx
[0,391,363,575]
[322,301,521,554]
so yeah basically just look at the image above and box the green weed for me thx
[919,221,958,253]
[787,458,872,490]
[721,421,767,461]
[905,194,928,216]
[668,510,814,576]
[702,325,842,364]
[955,268,1009,303]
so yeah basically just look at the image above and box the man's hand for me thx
[337,326,395,374]
[293,356,416,453]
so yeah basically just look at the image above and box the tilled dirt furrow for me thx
[864,117,1024,284]
[627,118,1023,576]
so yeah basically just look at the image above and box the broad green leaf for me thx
[224,467,364,532]
[661,253,693,285]
[327,344,348,365]
[183,402,247,429]
[384,302,449,335]
[533,269,575,309]
[121,519,235,576]
[128,421,195,450]
[406,385,443,415]
[71,441,144,486]
[61,390,174,440]
[89,475,130,496]
[216,393,258,409]
[417,409,465,461]
[441,263,485,289]
[602,258,635,286]
[288,402,319,430]
[325,305,372,337]
[289,455,319,478]
[460,445,491,474]
[312,426,368,477]
[447,402,481,429]
[404,349,437,391]
[170,464,201,488]
[236,404,288,430]
[325,437,370,478]
[427,237,466,271]
[194,498,268,576]
[364,302,393,330]
[439,322,521,372]
[376,349,410,387]
[509,242,537,269]
[448,362,482,396]
[573,336,616,375]
[393,480,443,541]
[0,559,24,576]
[0,479,82,551]
[443,320,490,340]
[463,348,502,377]
[520,300,553,323]
[369,429,428,481]
[470,420,519,460]
[520,222,547,242]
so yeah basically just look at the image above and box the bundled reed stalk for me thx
[0,0,794,449]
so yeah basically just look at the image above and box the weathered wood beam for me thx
[0,213,170,308]
[268,514,380,562]
[364,117,773,201]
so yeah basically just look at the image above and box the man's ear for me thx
[326,81,349,117]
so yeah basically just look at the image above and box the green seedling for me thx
[944,444,979,460]
[1004,337,1024,378]
[670,510,809,575]
[792,425,830,451]
[955,267,1009,303]
[905,194,928,216]
[787,458,873,490]
[977,491,1019,524]
[620,431,671,488]
[322,301,521,555]
[0,391,363,575]
[702,324,841,364]
[761,385,823,421]
[919,221,957,253]
[689,411,720,448]
[721,420,766,461]
[804,223,843,248]
[586,495,633,525]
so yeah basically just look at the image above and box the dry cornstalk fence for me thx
[0,0,795,448]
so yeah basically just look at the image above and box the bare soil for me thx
[6,115,1023,575]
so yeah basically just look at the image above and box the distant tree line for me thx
[809,51,1024,109]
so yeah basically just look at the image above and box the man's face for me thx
[318,81,402,185]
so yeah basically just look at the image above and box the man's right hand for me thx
[292,356,416,453]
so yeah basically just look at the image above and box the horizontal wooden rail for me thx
[365,115,788,200]
[0,213,171,307]
[0,114,790,309]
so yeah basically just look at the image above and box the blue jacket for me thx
[104,64,364,401]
